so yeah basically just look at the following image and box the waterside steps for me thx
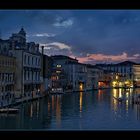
[0,108,19,114]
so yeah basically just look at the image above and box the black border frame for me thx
[1,0,140,139]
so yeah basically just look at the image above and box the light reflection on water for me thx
[79,91,83,113]
[1,89,140,129]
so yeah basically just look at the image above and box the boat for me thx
[50,88,64,95]
[113,96,124,102]
[118,97,124,102]
[0,108,19,114]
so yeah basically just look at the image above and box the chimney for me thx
[41,46,44,55]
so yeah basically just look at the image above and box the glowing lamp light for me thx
[125,81,128,84]
[113,81,116,84]
[79,83,83,91]
[80,85,83,89]
[112,81,117,87]
[125,80,130,85]
[130,85,133,88]
[57,65,61,68]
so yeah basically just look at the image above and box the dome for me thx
[19,27,26,36]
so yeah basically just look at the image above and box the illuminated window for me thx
[56,71,61,73]
[116,75,118,80]
[57,65,61,68]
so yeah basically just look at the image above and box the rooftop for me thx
[51,55,78,61]
[96,61,138,66]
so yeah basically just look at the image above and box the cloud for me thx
[133,54,140,57]
[76,52,140,64]
[40,42,71,50]
[39,42,73,56]
[53,17,74,28]
[33,33,56,37]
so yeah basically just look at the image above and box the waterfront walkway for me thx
[0,92,48,109]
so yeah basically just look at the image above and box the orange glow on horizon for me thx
[70,52,139,63]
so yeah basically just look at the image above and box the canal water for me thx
[1,88,140,130]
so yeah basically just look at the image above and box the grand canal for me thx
[1,88,140,130]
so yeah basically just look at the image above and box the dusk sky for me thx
[1,10,140,64]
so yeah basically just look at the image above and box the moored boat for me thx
[113,96,124,102]
[0,108,19,114]
[50,88,64,95]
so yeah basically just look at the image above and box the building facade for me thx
[9,28,43,98]
[51,55,78,90]
[0,54,16,102]
[43,54,53,91]
[133,64,140,87]
[86,64,104,89]
[0,38,16,103]
[96,61,136,88]
[66,62,87,91]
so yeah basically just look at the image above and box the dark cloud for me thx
[1,10,140,63]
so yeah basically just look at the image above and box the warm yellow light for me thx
[125,81,128,84]
[80,92,83,112]
[113,89,117,97]
[116,75,118,79]
[79,83,83,91]
[130,85,133,88]
[119,88,122,94]
[119,82,123,87]
[80,85,83,89]
[126,92,129,98]
[112,81,117,87]
[130,88,133,93]
[113,81,116,84]
[125,80,130,84]
[119,91,122,98]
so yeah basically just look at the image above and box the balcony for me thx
[0,81,15,85]
[24,79,42,84]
